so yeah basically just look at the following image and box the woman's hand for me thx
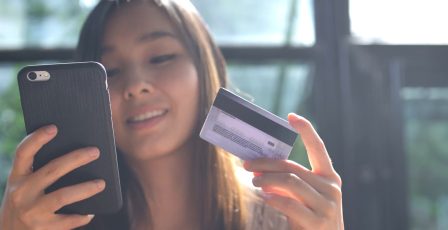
[0,125,105,230]
[244,113,344,230]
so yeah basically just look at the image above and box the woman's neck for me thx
[126,144,199,230]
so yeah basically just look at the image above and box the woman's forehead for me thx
[103,1,176,43]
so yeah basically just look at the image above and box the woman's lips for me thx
[126,109,168,130]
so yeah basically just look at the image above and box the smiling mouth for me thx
[127,109,168,124]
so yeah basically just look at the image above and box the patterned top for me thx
[246,195,290,230]
[236,167,290,230]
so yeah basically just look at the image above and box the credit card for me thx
[199,88,298,160]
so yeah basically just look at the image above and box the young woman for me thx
[0,0,344,229]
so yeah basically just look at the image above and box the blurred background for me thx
[0,0,447,229]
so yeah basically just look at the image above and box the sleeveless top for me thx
[236,167,291,230]
[245,195,290,230]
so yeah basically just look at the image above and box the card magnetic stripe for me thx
[213,89,297,146]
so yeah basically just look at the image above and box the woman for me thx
[0,0,343,229]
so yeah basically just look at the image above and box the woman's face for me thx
[101,1,199,161]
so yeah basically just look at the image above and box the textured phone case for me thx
[17,62,122,214]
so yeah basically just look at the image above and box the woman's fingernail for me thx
[252,176,262,186]
[87,214,95,220]
[45,125,57,134]
[94,179,106,190]
[288,113,300,122]
[243,161,249,169]
[259,192,273,200]
[88,148,100,158]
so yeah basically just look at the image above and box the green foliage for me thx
[0,64,26,201]
[408,120,448,198]
[27,0,52,18]
[407,119,448,230]
[289,138,310,168]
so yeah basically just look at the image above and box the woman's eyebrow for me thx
[137,31,178,43]
[101,31,178,55]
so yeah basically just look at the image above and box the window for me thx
[0,0,98,49]
[403,87,448,230]
[350,0,448,44]
[193,0,315,46]
[350,1,448,229]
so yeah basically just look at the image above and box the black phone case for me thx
[17,62,122,214]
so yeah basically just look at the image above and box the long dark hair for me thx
[76,0,247,229]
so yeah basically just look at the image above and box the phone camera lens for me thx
[28,72,37,80]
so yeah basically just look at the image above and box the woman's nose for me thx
[123,69,155,100]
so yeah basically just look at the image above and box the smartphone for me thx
[17,62,122,214]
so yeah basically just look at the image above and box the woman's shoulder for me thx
[235,167,290,230]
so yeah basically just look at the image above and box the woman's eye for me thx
[150,54,176,64]
[106,68,120,78]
